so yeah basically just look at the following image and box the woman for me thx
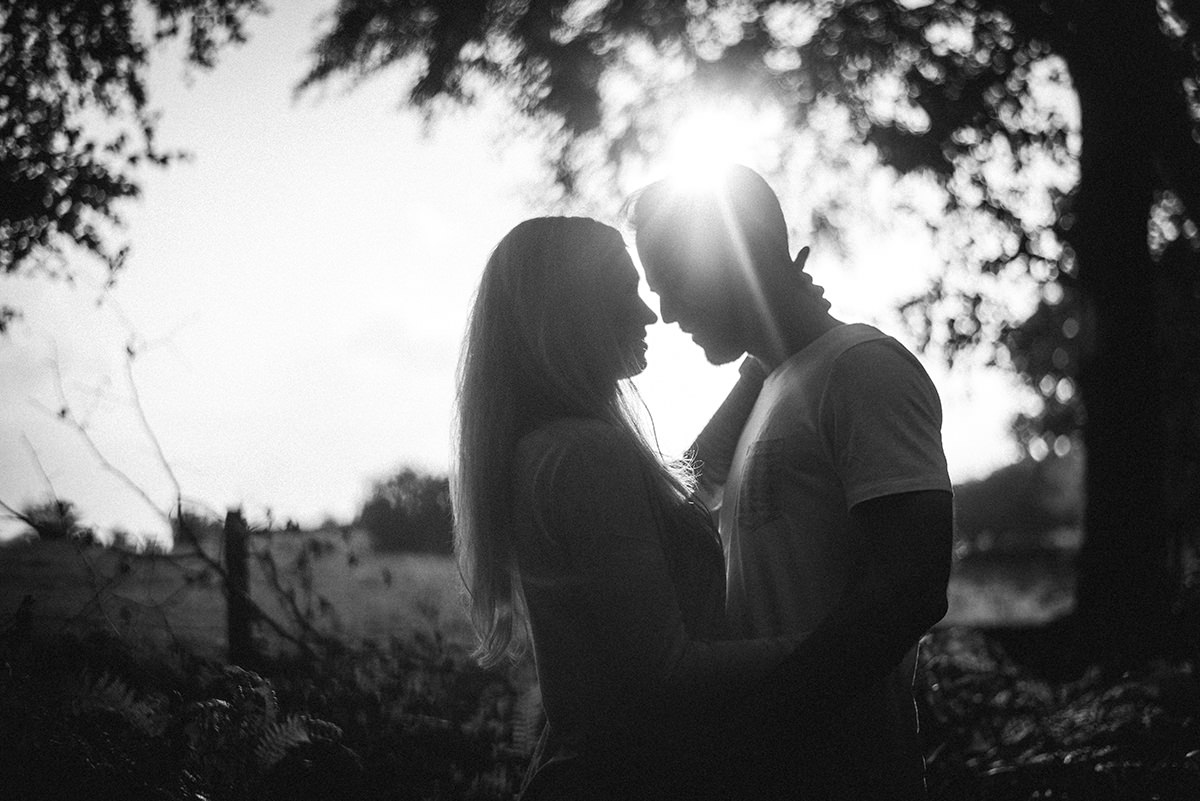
[452,217,798,799]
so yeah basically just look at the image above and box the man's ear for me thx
[793,246,811,270]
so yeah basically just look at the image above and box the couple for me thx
[453,165,954,800]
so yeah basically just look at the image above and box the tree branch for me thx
[32,348,327,658]
[123,345,182,502]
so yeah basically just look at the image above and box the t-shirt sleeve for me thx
[529,422,795,699]
[820,338,952,508]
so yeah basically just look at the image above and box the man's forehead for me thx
[640,245,723,287]
[637,249,685,285]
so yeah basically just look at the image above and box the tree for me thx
[0,0,267,328]
[302,0,1200,664]
[358,468,453,554]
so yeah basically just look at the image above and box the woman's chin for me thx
[619,353,649,379]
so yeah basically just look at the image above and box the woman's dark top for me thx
[511,418,793,799]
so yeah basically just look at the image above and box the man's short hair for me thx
[629,164,790,277]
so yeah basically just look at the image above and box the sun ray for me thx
[711,181,788,361]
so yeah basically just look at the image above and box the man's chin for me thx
[702,344,745,366]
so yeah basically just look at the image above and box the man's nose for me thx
[655,296,677,324]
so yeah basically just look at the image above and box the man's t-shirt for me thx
[719,322,952,797]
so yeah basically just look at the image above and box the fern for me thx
[255,713,346,770]
[70,670,168,736]
[256,714,312,770]
[511,683,544,756]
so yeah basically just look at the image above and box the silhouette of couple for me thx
[453,165,953,800]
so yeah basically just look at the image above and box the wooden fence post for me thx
[224,508,253,665]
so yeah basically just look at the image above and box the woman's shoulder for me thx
[517,417,624,455]
[515,418,640,481]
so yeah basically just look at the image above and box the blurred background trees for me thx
[357,468,453,555]
[0,0,267,329]
[302,0,1200,664]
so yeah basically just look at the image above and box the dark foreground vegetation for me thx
[1,622,1197,801]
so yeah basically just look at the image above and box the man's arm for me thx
[689,356,766,511]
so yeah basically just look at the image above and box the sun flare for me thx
[660,101,785,187]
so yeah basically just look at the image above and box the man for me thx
[631,165,954,799]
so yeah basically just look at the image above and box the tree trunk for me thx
[1064,3,1176,662]
[1159,239,1200,607]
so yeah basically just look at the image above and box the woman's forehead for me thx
[609,247,640,283]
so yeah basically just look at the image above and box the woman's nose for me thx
[640,298,658,325]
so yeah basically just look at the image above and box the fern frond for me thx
[512,683,544,756]
[256,714,312,770]
[303,716,344,743]
[70,671,168,736]
[87,672,138,710]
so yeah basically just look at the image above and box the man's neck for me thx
[748,300,844,371]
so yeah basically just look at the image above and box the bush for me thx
[918,628,1200,800]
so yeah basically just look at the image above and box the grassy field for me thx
[0,529,1074,659]
[0,530,474,657]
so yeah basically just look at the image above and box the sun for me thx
[659,100,785,187]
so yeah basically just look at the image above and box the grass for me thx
[0,530,474,657]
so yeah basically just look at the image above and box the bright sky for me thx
[0,1,1029,544]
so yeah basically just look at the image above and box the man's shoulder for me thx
[777,323,886,369]
[812,324,930,384]
[771,324,909,388]
[825,330,945,424]
[832,323,913,357]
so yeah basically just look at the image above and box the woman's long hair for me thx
[453,217,691,668]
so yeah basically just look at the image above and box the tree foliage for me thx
[358,468,452,554]
[0,0,267,322]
